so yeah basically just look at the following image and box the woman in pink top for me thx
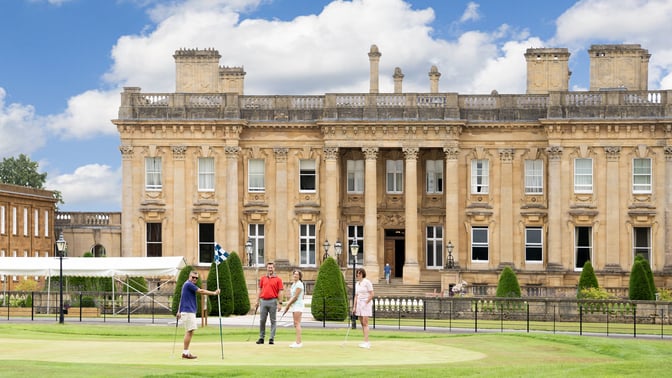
[352,268,374,349]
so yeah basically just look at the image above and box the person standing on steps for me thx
[177,271,220,359]
[384,263,391,284]
[280,269,304,348]
[256,261,284,345]
[352,267,374,349]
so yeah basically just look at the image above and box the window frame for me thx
[574,226,592,270]
[346,159,364,194]
[471,159,489,194]
[633,226,651,262]
[632,158,652,194]
[426,225,444,268]
[198,223,215,265]
[347,225,364,265]
[426,160,444,194]
[299,159,316,193]
[471,227,489,262]
[146,222,162,257]
[248,159,265,192]
[248,223,265,266]
[524,159,544,194]
[145,157,163,191]
[299,224,316,266]
[386,160,404,194]
[198,157,215,192]
[525,227,543,263]
[574,158,593,193]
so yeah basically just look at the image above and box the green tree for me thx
[311,257,348,321]
[0,154,63,205]
[577,260,599,298]
[226,252,251,315]
[495,266,521,298]
[634,255,656,297]
[172,266,208,316]
[629,260,654,300]
[126,277,148,293]
[207,260,234,316]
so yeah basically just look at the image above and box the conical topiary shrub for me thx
[634,255,656,298]
[311,257,349,321]
[226,252,251,315]
[629,259,654,300]
[207,259,234,316]
[495,266,521,298]
[577,260,599,298]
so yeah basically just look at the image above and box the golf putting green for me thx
[0,337,484,366]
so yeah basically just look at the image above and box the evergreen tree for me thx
[311,257,349,321]
[207,260,234,316]
[225,252,251,315]
[577,260,599,298]
[629,260,654,300]
[634,255,656,297]
[495,266,521,298]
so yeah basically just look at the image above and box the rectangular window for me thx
[248,159,265,192]
[575,226,592,269]
[471,160,489,194]
[34,209,39,237]
[23,207,28,236]
[346,160,364,193]
[248,224,265,266]
[347,225,364,264]
[44,210,49,237]
[525,227,543,262]
[198,157,215,191]
[426,160,444,194]
[1,206,5,234]
[198,223,215,264]
[145,157,162,190]
[471,227,488,261]
[386,160,403,193]
[574,158,593,193]
[633,158,652,193]
[633,227,651,262]
[524,159,543,194]
[299,224,316,266]
[12,207,17,235]
[426,226,444,268]
[299,159,316,192]
[146,223,162,257]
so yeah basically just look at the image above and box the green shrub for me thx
[634,255,656,296]
[495,266,521,298]
[126,277,148,293]
[658,288,672,301]
[579,287,615,300]
[311,257,348,321]
[207,259,234,317]
[629,260,654,300]
[577,260,599,298]
[79,296,96,307]
[226,252,251,315]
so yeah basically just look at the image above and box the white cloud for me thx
[0,87,46,158]
[46,164,121,211]
[44,89,120,139]
[460,2,480,23]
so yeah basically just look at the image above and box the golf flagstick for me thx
[172,294,182,357]
[214,243,227,360]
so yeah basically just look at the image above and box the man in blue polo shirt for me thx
[177,271,220,359]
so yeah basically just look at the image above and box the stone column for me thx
[273,147,289,265]
[546,146,564,270]
[429,65,441,93]
[444,146,460,268]
[499,148,514,267]
[172,145,187,259]
[119,144,134,257]
[664,146,672,273]
[403,146,420,284]
[224,146,240,253]
[368,45,381,94]
[323,146,339,261]
[393,67,404,94]
[363,147,379,278]
[604,146,622,271]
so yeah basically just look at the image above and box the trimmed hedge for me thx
[495,266,521,298]
[311,257,348,321]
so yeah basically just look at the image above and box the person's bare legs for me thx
[183,329,194,350]
[293,311,302,344]
[360,316,369,342]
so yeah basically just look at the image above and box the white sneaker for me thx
[289,342,303,348]
[358,342,370,349]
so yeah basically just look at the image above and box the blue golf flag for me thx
[214,242,229,264]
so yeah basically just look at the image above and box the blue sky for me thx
[2,0,672,212]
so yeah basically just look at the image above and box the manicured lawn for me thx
[0,322,669,377]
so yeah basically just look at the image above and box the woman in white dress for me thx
[281,270,304,348]
[352,268,374,349]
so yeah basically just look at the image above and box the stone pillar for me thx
[429,65,441,93]
[546,146,564,270]
[363,147,379,279]
[323,146,339,260]
[273,147,289,265]
[368,45,381,94]
[172,145,187,259]
[664,146,672,273]
[403,146,420,284]
[119,144,134,257]
[393,67,404,94]
[499,148,514,267]
[224,146,240,253]
[444,146,460,268]
[604,146,622,271]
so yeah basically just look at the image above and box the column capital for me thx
[665,145,672,160]
[172,145,187,160]
[224,146,240,159]
[499,148,514,163]
[273,147,289,162]
[119,144,134,160]
[402,146,419,160]
[443,146,459,161]
[323,146,339,160]
[362,146,378,160]
[604,146,621,161]
[546,145,563,161]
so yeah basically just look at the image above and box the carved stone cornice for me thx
[323,146,339,160]
[604,146,621,161]
[499,148,514,163]
[546,145,563,161]
[172,145,187,160]
[119,144,134,159]
[274,147,289,162]
[402,147,419,160]
[362,146,378,160]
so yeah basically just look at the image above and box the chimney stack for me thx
[368,45,381,94]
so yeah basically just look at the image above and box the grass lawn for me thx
[0,322,669,377]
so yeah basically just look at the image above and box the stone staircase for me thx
[371,279,442,298]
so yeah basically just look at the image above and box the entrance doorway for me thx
[384,229,405,279]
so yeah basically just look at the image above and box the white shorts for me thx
[181,312,197,331]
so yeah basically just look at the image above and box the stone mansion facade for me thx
[114,43,672,294]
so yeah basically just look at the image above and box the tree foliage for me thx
[577,260,599,298]
[207,260,234,316]
[311,257,348,321]
[225,252,251,315]
[0,154,63,205]
[634,255,656,296]
[629,260,654,300]
[495,266,521,298]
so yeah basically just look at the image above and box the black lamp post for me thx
[445,240,454,269]
[322,239,330,262]
[245,239,253,267]
[334,240,342,266]
[350,239,359,329]
[55,233,67,324]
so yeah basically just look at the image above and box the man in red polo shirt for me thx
[255,261,284,345]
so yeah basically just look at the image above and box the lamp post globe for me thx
[334,240,342,266]
[322,239,330,262]
[349,240,359,329]
[55,233,67,324]
[446,240,454,269]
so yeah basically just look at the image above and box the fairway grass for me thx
[0,323,669,377]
